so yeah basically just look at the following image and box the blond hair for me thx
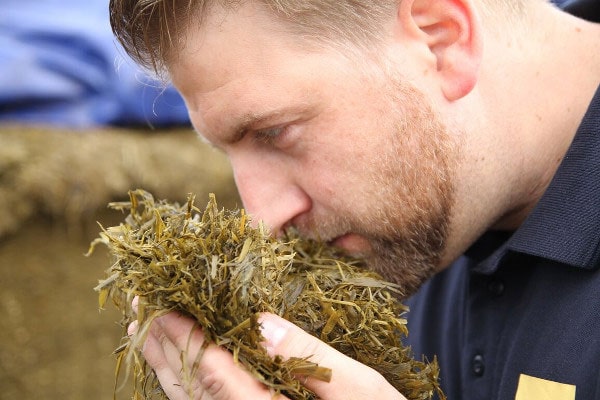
[109,0,527,77]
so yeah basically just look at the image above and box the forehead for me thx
[167,4,287,133]
[167,2,364,141]
[169,3,279,91]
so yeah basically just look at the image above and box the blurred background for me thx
[0,1,239,399]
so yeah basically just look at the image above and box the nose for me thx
[230,152,311,236]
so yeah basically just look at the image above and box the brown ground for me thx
[0,126,240,400]
[0,211,129,400]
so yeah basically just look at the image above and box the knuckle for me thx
[356,367,400,399]
[200,370,226,398]
[156,330,171,350]
[276,329,321,360]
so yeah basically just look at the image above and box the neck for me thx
[477,3,600,229]
[440,3,600,267]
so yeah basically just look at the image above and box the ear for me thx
[396,0,483,101]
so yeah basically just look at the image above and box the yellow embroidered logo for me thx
[515,374,576,400]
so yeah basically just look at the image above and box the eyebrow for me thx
[226,112,271,144]
[216,106,310,146]
[194,114,263,149]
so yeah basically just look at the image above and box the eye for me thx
[254,126,288,145]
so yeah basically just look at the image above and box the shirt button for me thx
[472,354,485,376]
[487,278,505,296]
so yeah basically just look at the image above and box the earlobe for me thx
[397,0,483,101]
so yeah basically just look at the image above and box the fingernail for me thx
[128,320,138,336]
[259,316,288,356]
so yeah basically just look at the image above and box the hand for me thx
[129,311,407,400]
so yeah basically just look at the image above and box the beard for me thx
[296,79,460,299]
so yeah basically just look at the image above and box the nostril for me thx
[280,221,294,236]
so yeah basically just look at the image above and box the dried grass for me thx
[91,190,444,400]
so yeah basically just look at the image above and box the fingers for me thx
[127,302,404,400]
[143,328,193,400]
[129,314,201,400]
[259,313,407,400]
[130,311,287,400]
[151,312,206,371]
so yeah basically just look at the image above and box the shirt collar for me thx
[473,85,600,274]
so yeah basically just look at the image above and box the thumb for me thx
[258,313,406,400]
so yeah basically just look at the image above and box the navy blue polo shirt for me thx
[404,7,600,400]
[563,0,600,22]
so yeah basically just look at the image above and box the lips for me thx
[331,233,371,254]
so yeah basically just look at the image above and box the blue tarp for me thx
[0,1,189,128]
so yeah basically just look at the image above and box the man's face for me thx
[170,3,460,295]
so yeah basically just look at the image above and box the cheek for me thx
[299,157,339,198]
[295,98,398,210]
[300,147,378,214]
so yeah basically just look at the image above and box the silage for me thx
[90,189,444,400]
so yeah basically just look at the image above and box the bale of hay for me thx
[0,125,239,239]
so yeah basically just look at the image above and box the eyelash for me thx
[254,126,287,145]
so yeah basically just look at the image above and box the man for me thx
[110,0,600,398]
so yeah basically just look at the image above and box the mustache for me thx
[287,212,356,243]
